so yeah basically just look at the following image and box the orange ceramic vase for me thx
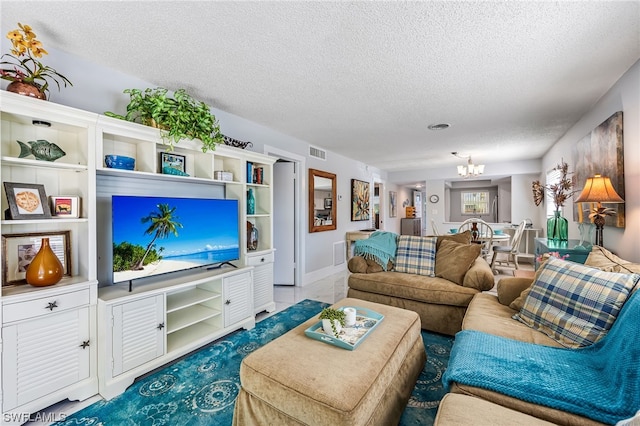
[26,238,63,286]
[6,81,47,100]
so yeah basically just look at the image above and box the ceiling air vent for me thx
[309,145,327,160]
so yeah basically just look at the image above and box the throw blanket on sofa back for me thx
[353,231,398,271]
[442,289,640,425]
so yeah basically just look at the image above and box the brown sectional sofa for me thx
[441,245,640,425]
[347,232,495,336]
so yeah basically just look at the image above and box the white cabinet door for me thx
[2,307,91,411]
[223,271,252,327]
[111,295,164,376]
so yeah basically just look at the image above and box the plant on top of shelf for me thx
[105,87,224,152]
[1,22,72,99]
[319,307,346,337]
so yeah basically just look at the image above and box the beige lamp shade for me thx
[575,174,624,203]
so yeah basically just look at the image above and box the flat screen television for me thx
[112,195,239,284]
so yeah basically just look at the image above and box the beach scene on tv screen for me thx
[112,196,239,283]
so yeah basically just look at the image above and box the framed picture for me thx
[324,198,332,209]
[160,152,187,175]
[3,182,51,219]
[351,179,371,221]
[389,191,397,217]
[2,231,71,285]
[50,196,81,218]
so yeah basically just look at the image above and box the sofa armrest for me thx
[462,258,495,291]
[496,277,534,306]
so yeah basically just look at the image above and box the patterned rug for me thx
[54,299,453,426]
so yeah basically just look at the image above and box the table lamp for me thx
[574,174,624,247]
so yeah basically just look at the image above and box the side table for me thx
[534,238,592,269]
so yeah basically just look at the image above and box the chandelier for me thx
[452,152,484,178]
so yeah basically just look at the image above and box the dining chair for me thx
[458,218,494,260]
[490,220,527,275]
[430,219,441,236]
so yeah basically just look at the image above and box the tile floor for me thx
[27,259,534,424]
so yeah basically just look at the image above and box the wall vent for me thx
[333,241,346,266]
[309,145,327,160]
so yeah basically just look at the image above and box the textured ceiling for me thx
[2,1,639,172]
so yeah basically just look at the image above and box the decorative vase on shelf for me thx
[247,188,256,215]
[247,221,259,251]
[547,210,568,241]
[25,238,63,286]
[6,81,46,100]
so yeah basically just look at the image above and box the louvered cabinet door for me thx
[111,295,165,376]
[2,307,91,411]
[223,271,253,327]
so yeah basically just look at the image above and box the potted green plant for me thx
[105,87,224,152]
[319,307,346,338]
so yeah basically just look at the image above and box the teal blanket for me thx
[442,289,640,425]
[353,231,398,271]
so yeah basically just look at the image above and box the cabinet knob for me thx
[157,323,165,330]
[46,301,58,311]
[80,340,90,349]
[225,299,231,305]
[260,257,265,263]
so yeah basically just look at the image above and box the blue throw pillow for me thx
[394,236,437,277]
[514,257,639,347]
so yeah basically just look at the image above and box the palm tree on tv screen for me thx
[133,203,183,270]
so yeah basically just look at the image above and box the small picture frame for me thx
[2,231,71,285]
[50,196,81,218]
[160,152,187,175]
[3,182,51,220]
[324,198,332,209]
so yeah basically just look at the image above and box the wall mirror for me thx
[309,168,337,232]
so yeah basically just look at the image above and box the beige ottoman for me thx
[435,394,558,426]
[232,298,425,426]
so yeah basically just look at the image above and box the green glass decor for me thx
[547,210,568,241]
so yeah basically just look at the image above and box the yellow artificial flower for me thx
[18,23,36,40]
[31,46,48,58]
[7,30,23,41]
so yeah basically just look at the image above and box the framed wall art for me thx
[3,182,51,219]
[2,230,71,285]
[50,196,81,218]
[389,191,397,217]
[572,111,625,227]
[351,179,370,221]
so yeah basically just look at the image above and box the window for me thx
[461,191,489,215]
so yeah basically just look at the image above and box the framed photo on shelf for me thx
[160,152,187,175]
[3,182,51,220]
[2,231,71,285]
[50,196,81,218]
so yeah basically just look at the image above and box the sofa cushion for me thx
[395,236,437,276]
[347,256,392,274]
[435,230,472,250]
[585,245,640,274]
[435,240,481,285]
[514,257,640,347]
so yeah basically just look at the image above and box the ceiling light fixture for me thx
[452,152,484,178]
[428,123,450,130]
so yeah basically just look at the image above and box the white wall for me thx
[539,59,640,262]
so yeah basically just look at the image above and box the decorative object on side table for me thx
[532,160,575,241]
[574,174,624,247]
[16,139,66,161]
[3,182,51,219]
[25,237,64,286]
[1,22,72,100]
[2,231,71,285]
[104,87,224,152]
[318,307,346,338]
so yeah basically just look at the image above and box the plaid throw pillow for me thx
[395,236,437,276]
[514,257,639,347]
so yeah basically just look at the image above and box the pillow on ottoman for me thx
[395,236,437,276]
[435,239,481,285]
[514,257,640,347]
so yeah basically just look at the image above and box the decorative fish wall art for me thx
[16,139,66,161]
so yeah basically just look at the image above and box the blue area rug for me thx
[55,299,453,426]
